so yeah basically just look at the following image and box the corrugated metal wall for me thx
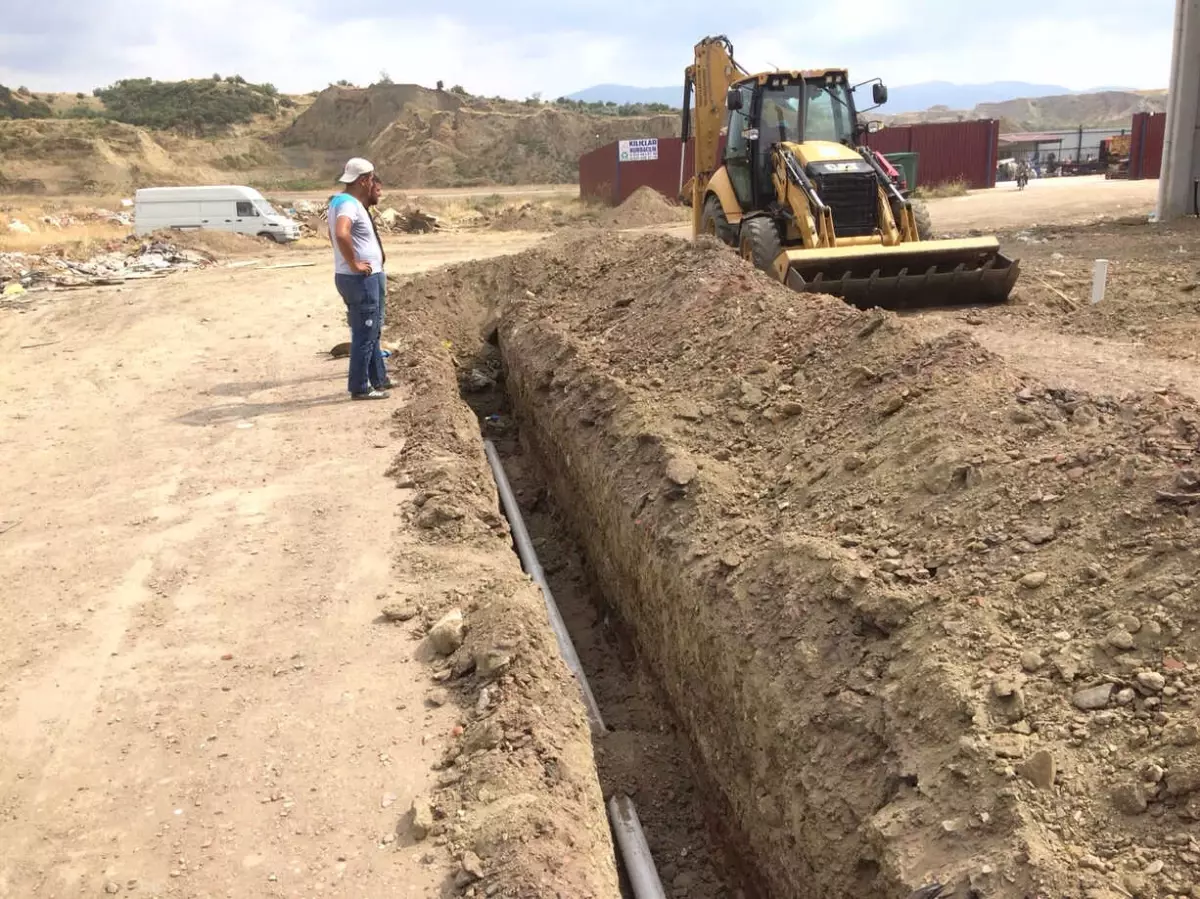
[579,138,695,206]
[1129,112,1166,180]
[865,120,1000,190]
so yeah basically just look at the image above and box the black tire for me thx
[258,231,280,243]
[699,195,734,246]
[911,200,934,240]
[738,216,784,277]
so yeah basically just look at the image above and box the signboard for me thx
[618,138,659,163]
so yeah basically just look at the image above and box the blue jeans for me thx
[334,272,388,395]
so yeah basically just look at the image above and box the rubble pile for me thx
[1,237,214,299]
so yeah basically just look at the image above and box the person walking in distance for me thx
[330,157,393,400]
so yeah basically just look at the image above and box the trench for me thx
[460,340,760,899]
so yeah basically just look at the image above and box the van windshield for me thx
[255,201,278,217]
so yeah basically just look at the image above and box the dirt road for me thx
[0,231,542,898]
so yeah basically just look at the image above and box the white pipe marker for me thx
[1091,259,1109,305]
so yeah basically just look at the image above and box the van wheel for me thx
[257,231,280,243]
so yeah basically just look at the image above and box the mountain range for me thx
[565,81,1146,114]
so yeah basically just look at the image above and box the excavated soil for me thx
[377,324,622,899]
[388,229,1200,899]
[599,187,689,230]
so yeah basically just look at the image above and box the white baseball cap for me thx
[337,157,375,183]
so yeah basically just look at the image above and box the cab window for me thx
[236,201,258,217]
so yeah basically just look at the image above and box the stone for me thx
[428,610,465,656]
[665,456,699,487]
[461,851,485,882]
[1116,688,1137,706]
[1111,783,1150,815]
[1020,571,1049,589]
[410,797,434,841]
[382,603,419,622]
[1123,873,1150,898]
[475,649,513,679]
[1019,749,1057,789]
[1073,683,1115,710]
[426,689,449,708]
[1144,860,1165,876]
[1167,723,1200,747]
[777,400,804,417]
[992,733,1029,759]
[1106,629,1137,652]
[674,400,702,421]
[104,883,120,895]
[1143,763,1166,784]
[1021,650,1046,673]
[1023,525,1056,545]
[1137,671,1167,693]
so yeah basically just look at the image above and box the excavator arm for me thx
[680,36,746,213]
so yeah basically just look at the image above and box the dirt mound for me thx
[600,186,687,229]
[289,85,678,188]
[390,231,1200,899]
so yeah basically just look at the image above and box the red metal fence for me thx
[579,137,695,206]
[1129,112,1166,180]
[865,120,1000,190]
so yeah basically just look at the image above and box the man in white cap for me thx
[329,157,393,400]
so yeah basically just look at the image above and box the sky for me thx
[0,0,1178,98]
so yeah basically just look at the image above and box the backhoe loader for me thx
[680,35,1019,308]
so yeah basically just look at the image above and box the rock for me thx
[739,385,765,407]
[1111,783,1149,815]
[777,400,804,417]
[1106,629,1137,652]
[104,883,120,895]
[1123,873,1150,898]
[1021,650,1046,673]
[427,610,465,656]
[426,689,449,708]
[382,603,419,622]
[720,552,742,569]
[461,851,485,882]
[1116,688,1137,706]
[1137,671,1167,693]
[1143,860,1164,876]
[991,733,1029,759]
[1022,525,1056,545]
[1019,749,1057,789]
[475,649,512,679]
[881,395,905,416]
[381,792,397,809]
[993,678,1019,698]
[1073,683,1115,711]
[1167,723,1200,747]
[1143,763,1166,784]
[1020,571,1049,589]
[674,401,702,421]
[411,797,434,841]
[665,456,699,487]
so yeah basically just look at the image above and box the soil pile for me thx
[389,231,1200,899]
[600,186,687,229]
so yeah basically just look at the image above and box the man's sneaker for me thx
[374,380,397,390]
[351,389,390,401]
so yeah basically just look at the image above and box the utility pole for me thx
[1158,0,1200,220]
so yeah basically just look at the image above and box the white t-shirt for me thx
[328,194,384,275]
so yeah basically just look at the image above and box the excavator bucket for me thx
[778,237,1020,310]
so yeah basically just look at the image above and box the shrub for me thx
[94,77,280,133]
[0,84,52,119]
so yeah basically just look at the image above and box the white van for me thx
[133,185,301,242]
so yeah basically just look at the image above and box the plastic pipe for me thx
[483,439,606,733]
[482,439,670,899]
[609,795,669,899]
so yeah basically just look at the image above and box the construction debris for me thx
[1,238,215,297]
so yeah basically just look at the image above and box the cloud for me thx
[0,0,1178,97]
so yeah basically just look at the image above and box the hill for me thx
[884,89,1169,131]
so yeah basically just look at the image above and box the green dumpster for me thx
[884,152,919,191]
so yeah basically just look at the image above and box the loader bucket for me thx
[779,237,1020,310]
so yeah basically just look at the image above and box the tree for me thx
[377,70,393,85]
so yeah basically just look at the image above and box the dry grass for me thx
[912,179,970,199]
[0,222,130,255]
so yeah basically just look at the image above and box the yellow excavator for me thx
[681,35,1019,308]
